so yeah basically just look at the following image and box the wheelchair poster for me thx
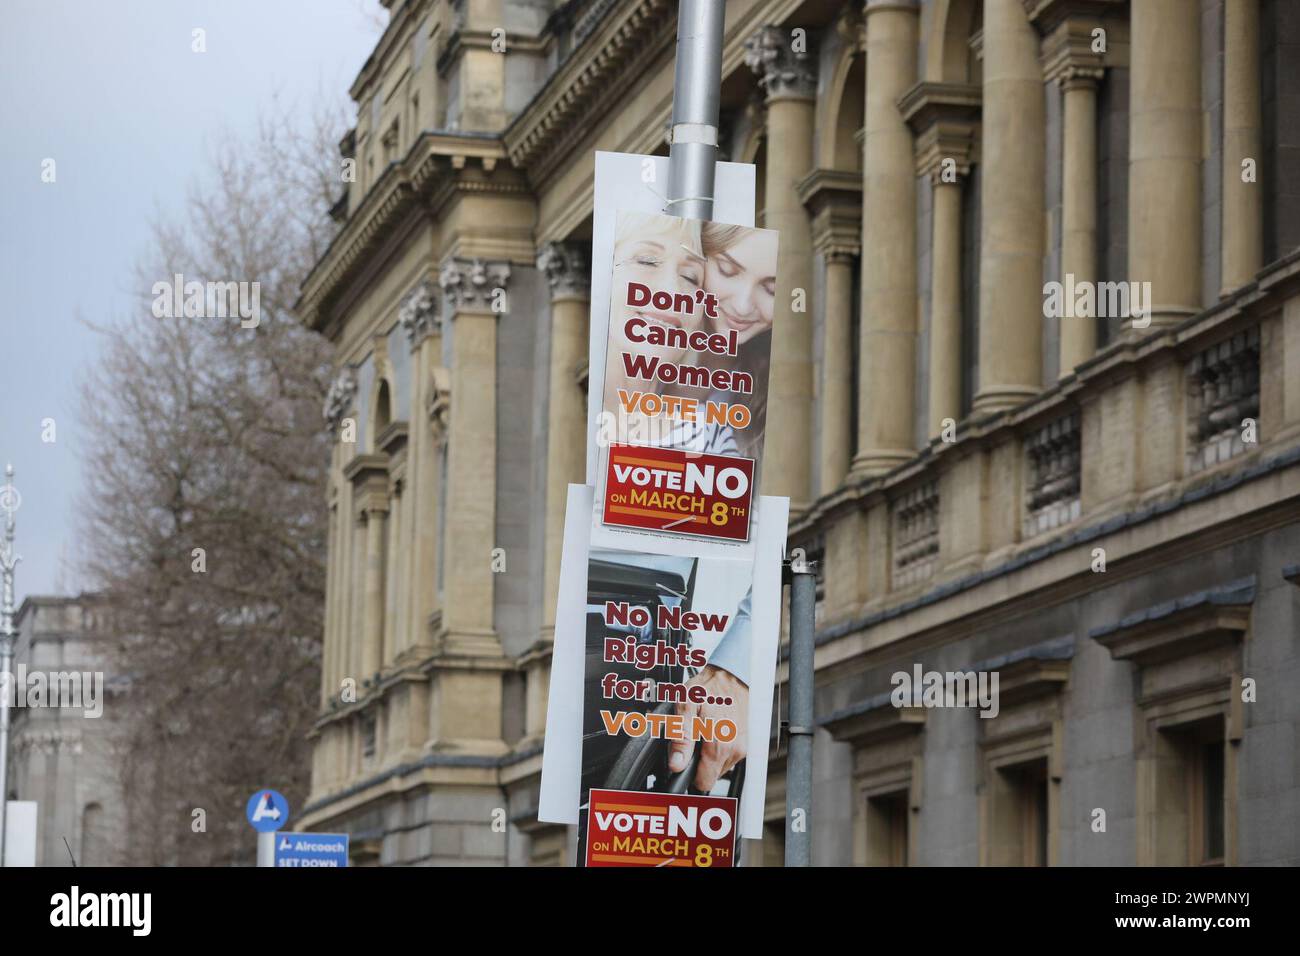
[538,485,788,866]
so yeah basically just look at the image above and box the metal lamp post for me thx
[663,1,817,866]
[665,0,725,223]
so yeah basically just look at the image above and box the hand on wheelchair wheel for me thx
[603,695,747,798]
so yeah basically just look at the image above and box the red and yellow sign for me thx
[602,444,753,541]
[584,789,737,867]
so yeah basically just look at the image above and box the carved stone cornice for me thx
[13,729,82,756]
[343,454,390,512]
[536,241,591,301]
[899,82,982,182]
[744,25,817,101]
[1024,0,1123,37]
[502,0,675,183]
[796,168,862,260]
[438,257,512,313]
[820,690,927,746]
[323,366,358,431]
[296,131,520,334]
[398,278,439,348]
[1090,577,1254,667]
[997,658,1071,706]
[1057,65,1104,91]
[376,420,409,458]
[1031,1,1113,85]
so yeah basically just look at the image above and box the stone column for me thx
[349,510,364,680]
[745,25,817,510]
[1221,0,1262,292]
[1037,9,1108,376]
[821,249,856,493]
[1058,66,1102,375]
[900,83,980,439]
[382,482,401,666]
[974,0,1046,414]
[1129,0,1201,329]
[930,174,963,435]
[852,0,920,476]
[322,369,357,696]
[538,241,590,643]
[437,257,509,657]
[360,501,387,678]
[398,279,440,657]
[799,168,862,496]
[320,497,338,708]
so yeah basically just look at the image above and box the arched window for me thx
[829,54,864,173]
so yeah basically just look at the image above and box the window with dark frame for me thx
[867,790,909,867]
[1201,740,1226,865]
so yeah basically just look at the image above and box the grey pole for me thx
[785,559,816,867]
[257,832,276,867]
[665,0,725,221]
[666,0,821,867]
[0,465,22,868]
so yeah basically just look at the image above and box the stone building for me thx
[9,594,127,867]
[297,0,1300,865]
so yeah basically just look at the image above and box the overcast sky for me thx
[0,0,384,602]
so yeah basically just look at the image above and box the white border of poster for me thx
[537,484,788,841]
[584,152,759,563]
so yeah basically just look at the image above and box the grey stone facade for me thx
[8,595,128,867]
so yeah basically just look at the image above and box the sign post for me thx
[666,0,816,867]
[785,558,816,867]
[245,789,289,867]
[665,0,725,223]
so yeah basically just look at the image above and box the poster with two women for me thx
[539,152,787,867]
[596,209,778,554]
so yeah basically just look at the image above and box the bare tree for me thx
[79,101,346,866]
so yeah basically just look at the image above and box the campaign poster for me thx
[585,789,736,868]
[595,212,779,549]
[584,152,757,488]
[538,486,788,845]
[576,546,747,866]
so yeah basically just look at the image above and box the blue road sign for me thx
[245,789,290,833]
[274,832,350,868]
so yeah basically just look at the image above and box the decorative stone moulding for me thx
[744,24,817,100]
[323,366,358,430]
[438,258,512,311]
[536,241,591,299]
[398,278,439,347]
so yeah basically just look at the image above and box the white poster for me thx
[585,152,756,487]
[539,485,788,841]
[3,801,38,867]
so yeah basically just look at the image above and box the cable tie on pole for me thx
[669,122,718,146]
[663,195,714,207]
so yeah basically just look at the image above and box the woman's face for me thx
[705,232,777,345]
[609,232,705,364]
